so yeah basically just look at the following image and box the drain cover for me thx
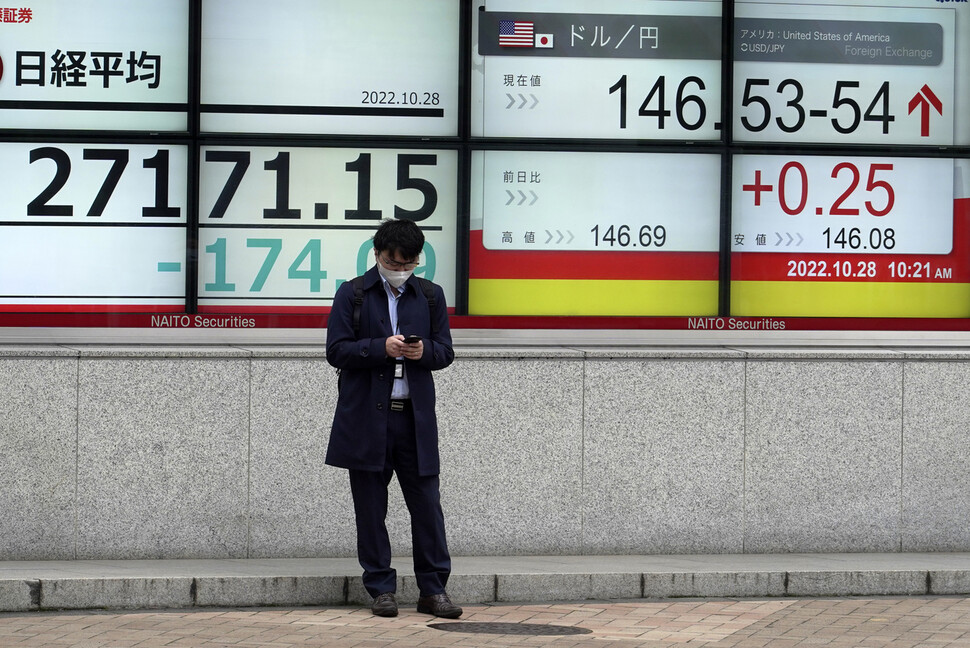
[429,622,592,636]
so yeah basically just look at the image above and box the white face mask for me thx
[378,262,413,289]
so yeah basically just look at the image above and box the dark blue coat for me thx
[325,266,454,476]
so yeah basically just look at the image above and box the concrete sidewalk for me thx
[3,553,970,612]
[7,598,970,648]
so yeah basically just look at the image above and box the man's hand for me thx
[386,335,423,360]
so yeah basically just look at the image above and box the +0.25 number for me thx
[749,161,895,217]
[204,151,438,221]
[27,147,179,218]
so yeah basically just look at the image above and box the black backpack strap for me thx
[416,277,438,336]
[351,275,365,337]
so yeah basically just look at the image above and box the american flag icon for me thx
[499,19,534,47]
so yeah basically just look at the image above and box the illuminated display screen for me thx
[0,142,187,310]
[0,0,189,131]
[198,146,458,311]
[200,0,460,136]
[472,0,722,140]
[469,150,721,315]
[734,0,967,145]
[0,1,968,332]
[731,156,970,317]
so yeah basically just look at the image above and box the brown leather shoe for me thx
[371,592,398,617]
[417,592,462,618]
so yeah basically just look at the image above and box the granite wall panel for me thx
[75,350,250,559]
[0,352,78,560]
[901,361,970,550]
[435,352,585,555]
[744,359,903,552]
[248,352,356,558]
[583,356,746,553]
[0,345,967,559]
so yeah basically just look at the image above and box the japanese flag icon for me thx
[535,33,554,48]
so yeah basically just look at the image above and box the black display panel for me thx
[197,145,458,312]
[472,0,723,140]
[200,0,460,136]
[468,149,721,315]
[0,0,189,131]
[731,155,970,317]
[0,142,187,311]
[734,0,967,145]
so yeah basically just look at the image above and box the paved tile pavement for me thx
[1,596,970,647]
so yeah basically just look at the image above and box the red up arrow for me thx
[908,84,943,137]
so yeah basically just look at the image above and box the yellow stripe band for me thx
[732,281,970,318]
[469,279,718,316]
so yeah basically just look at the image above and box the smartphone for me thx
[403,335,421,344]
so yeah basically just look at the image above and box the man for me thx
[325,219,461,619]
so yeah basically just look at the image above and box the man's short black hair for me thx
[373,219,424,259]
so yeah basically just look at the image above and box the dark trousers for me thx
[348,404,451,598]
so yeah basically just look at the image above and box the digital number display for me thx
[0,2,967,330]
[198,146,458,310]
[200,0,459,136]
[0,142,187,309]
[732,155,952,255]
[731,156,970,318]
[469,150,721,316]
[472,0,722,140]
[734,1,959,145]
[480,150,720,252]
[0,0,189,131]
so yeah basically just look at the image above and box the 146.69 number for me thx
[590,224,666,248]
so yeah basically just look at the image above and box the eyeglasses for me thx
[379,252,419,271]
